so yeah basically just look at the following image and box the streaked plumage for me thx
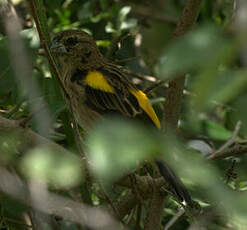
[51,30,192,206]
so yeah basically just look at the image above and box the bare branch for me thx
[147,0,203,229]
[208,144,247,160]
[163,0,202,129]
[164,209,185,230]
[214,121,242,154]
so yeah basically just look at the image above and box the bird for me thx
[50,29,192,206]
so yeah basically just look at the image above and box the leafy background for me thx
[0,0,247,229]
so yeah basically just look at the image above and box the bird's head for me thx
[50,30,104,69]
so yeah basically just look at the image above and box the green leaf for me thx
[191,69,247,111]
[20,146,83,188]
[86,117,159,182]
[155,25,233,79]
[105,21,116,33]
[204,120,232,141]
[118,6,131,23]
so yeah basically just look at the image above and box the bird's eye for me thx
[65,37,78,46]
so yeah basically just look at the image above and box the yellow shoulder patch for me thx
[85,70,115,93]
[129,88,161,129]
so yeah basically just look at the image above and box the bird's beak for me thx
[50,40,67,54]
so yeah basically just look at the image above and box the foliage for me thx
[0,0,247,229]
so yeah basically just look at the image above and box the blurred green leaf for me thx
[20,28,40,48]
[55,8,71,26]
[155,25,233,79]
[96,39,111,47]
[0,134,19,165]
[191,69,247,111]
[86,117,159,182]
[20,146,83,188]
[204,120,232,141]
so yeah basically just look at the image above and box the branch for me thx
[162,0,202,128]
[28,0,91,182]
[207,121,247,160]
[0,115,70,154]
[208,144,247,160]
[213,121,242,154]
[114,175,168,220]
[164,209,185,230]
[28,0,68,98]
[144,188,166,230]
[146,0,202,229]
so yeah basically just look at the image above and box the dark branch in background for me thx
[163,0,202,128]
[146,0,202,229]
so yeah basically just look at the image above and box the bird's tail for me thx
[155,160,193,206]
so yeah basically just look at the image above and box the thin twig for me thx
[126,207,135,226]
[144,80,164,93]
[106,32,132,59]
[123,69,158,82]
[163,0,202,128]
[146,1,203,229]
[114,56,140,64]
[226,160,237,184]
[214,121,242,154]
[164,209,185,230]
[208,144,247,160]
[28,0,69,99]
[98,183,124,224]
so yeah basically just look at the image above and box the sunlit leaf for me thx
[20,146,83,188]
[118,6,131,24]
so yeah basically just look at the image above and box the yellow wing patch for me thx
[85,70,115,93]
[129,88,161,129]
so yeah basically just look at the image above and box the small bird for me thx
[50,29,192,206]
